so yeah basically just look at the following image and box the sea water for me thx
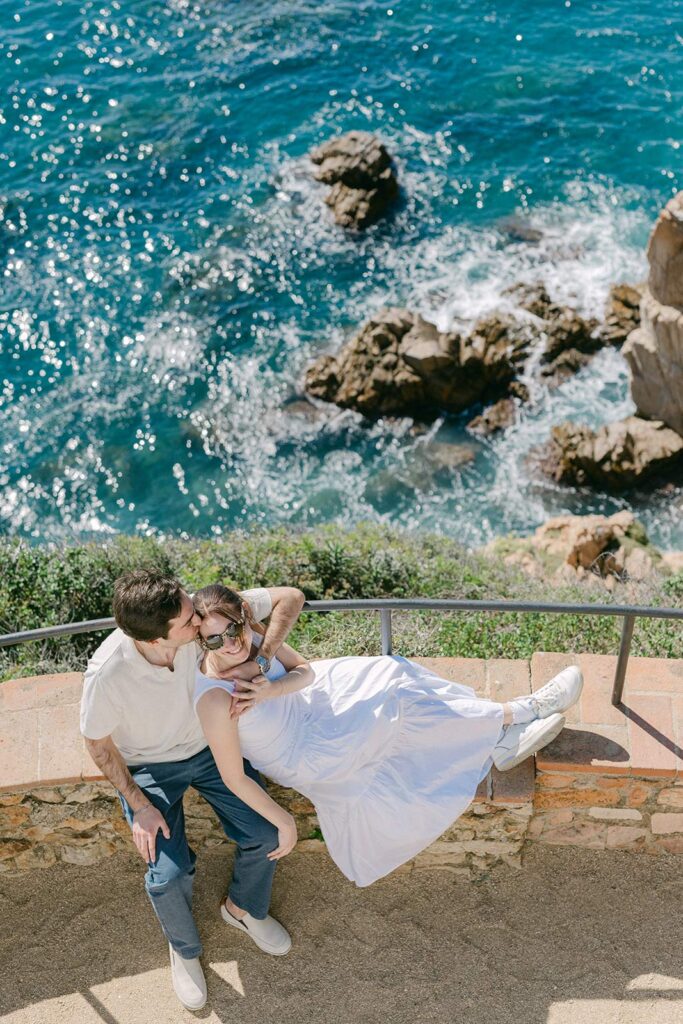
[1,0,681,548]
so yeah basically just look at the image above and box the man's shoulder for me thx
[83,628,128,686]
[238,587,272,623]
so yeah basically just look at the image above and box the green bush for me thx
[0,524,680,681]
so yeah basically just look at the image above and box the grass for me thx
[0,523,681,681]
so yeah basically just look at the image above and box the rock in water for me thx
[623,192,683,436]
[502,282,601,385]
[536,415,683,491]
[309,131,399,229]
[467,397,517,436]
[601,283,643,346]
[304,307,532,420]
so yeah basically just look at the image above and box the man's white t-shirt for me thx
[80,588,272,765]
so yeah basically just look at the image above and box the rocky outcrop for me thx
[623,192,683,436]
[309,131,399,229]
[601,283,643,346]
[503,283,601,385]
[467,397,518,436]
[536,416,683,491]
[305,307,532,419]
[487,511,663,587]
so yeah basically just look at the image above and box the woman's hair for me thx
[193,583,250,624]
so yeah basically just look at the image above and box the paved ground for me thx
[1,845,682,1024]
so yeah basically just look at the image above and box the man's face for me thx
[158,591,201,648]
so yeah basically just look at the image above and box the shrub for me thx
[0,524,680,680]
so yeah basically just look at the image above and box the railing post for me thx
[380,609,393,656]
[612,614,635,705]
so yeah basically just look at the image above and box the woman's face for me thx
[197,610,253,664]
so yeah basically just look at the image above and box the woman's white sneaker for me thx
[530,666,583,718]
[221,902,292,955]
[493,713,566,771]
[169,944,207,1011]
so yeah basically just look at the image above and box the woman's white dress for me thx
[195,651,504,888]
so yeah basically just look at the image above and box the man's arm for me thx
[255,586,305,663]
[85,735,169,861]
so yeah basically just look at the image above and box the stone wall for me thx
[529,771,683,854]
[0,778,533,880]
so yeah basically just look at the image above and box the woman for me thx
[193,584,582,889]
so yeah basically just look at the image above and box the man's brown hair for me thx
[113,569,184,641]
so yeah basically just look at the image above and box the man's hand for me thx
[230,674,277,717]
[132,804,170,863]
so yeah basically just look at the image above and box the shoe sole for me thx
[220,904,292,956]
[493,713,566,771]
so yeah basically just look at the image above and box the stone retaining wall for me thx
[529,771,683,854]
[0,779,533,879]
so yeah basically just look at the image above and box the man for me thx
[80,569,305,1011]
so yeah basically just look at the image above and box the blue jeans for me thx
[120,746,278,959]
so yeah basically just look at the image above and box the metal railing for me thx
[1,598,681,706]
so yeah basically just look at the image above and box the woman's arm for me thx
[196,688,297,860]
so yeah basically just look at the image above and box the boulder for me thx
[488,512,662,586]
[467,397,517,436]
[502,282,601,384]
[623,192,683,436]
[532,511,640,572]
[601,283,643,346]
[536,416,683,491]
[309,131,399,229]
[661,551,683,574]
[304,308,532,420]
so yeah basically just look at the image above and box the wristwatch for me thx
[255,654,272,676]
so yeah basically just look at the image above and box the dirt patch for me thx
[1,845,682,1024]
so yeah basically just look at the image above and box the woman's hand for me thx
[267,814,298,861]
[230,675,280,717]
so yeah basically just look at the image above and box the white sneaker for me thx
[493,713,566,771]
[221,902,292,956]
[530,665,583,718]
[169,944,207,1011]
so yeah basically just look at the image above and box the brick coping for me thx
[1,653,681,796]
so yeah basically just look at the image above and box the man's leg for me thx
[191,748,278,920]
[120,761,202,958]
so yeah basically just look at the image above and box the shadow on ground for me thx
[1,845,682,1024]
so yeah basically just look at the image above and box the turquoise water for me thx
[1,0,682,548]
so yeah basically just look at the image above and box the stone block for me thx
[546,809,574,825]
[538,820,606,849]
[605,826,648,849]
[0,710,39,790]
[654,837,683,855]
[491,761,534,804]
[588,807,643,821]
[537,773,578,789]
[38,704,84,783]
[656,788,683,809]
[535,788,620,809]
[624,781,657,807]
[536,723,630,774]
[486,659,530,703]
[626,694,677,776]
[651,813,683,835]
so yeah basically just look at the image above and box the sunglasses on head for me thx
[197,615,245,651]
